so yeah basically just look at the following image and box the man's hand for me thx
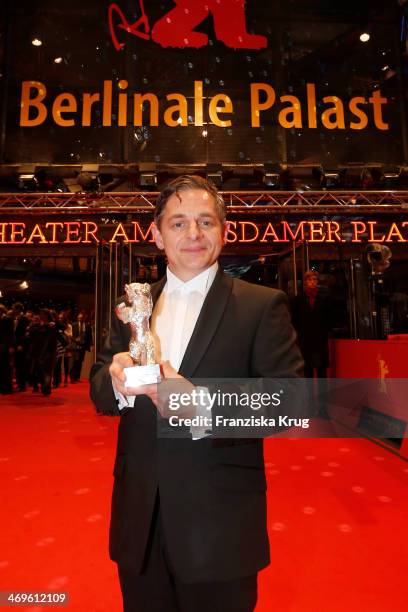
[160,360,183,381]
[109,355,198,417]
[156,361,197,419]
[109,352,158,403]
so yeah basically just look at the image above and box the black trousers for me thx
[70,348,85,381]
[14,349,27,390]
[0,345,13,394]
[118,497,258,612]
[304,365,328,417]
[54,355,70,387]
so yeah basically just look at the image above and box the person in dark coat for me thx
[53,313,72,388]
[27,309,58,396]
[0,304,15,394]
[70,313,92,382]
[12,302,30,391]
[291,270,332,417]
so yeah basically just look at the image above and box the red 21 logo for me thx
[108,0,267,50]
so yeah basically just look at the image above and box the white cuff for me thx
[191,386,212,441]
[113,385,136,411]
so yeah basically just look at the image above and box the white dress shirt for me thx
[114,263,218,437]
[151,262,218,370]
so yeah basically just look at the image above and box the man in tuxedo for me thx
[90,175,303,612]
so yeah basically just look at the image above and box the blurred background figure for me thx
[12,302,30,392]
[53,312,73,388]
[26,309,57,396]
[0,304,14,394]
[291,270,332,417]
[70,312,92,382]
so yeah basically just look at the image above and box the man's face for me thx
[153,189,227,281]
[305,276,318,290]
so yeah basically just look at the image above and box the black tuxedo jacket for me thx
[90,269,304,583]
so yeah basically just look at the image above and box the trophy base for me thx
[124,363,161,388]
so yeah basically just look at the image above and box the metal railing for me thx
[0,190,408,211]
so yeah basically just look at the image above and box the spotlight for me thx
[19,174,38,188]
[360,32,370,42]
[78,164,100,192]
[206,164,223,189]
[139,173,157,188]
[20,281,29,290]
[321,168,341,189]
[18,165,39,190]
[381,165,401,188]
[63,178,83,193]
[263,163,280,188]
[287,165,322,191]
[343,166,366,188]
[32,38,42,46]
[54,57,63,64]
[139,164,157,189]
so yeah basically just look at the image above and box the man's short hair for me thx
[304,270,319,280]
[154,175,226,228]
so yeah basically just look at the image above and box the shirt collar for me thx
[166,262,218,296]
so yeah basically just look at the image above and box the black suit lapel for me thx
[178,269,233,378]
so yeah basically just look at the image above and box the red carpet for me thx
[1,383,407,611]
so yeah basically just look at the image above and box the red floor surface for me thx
[1,383,408,611]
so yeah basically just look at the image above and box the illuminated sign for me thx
[19,80,389,131]
[1,220,407,245]
[108,0,268,50]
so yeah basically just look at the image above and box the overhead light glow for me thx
[54,57,63,64]
[20,281,29,290]
[32,38,42,46]
[360,32,370,42]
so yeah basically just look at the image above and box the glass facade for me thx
[0,0,405,165]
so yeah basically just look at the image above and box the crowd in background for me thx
[0,302,93,396]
